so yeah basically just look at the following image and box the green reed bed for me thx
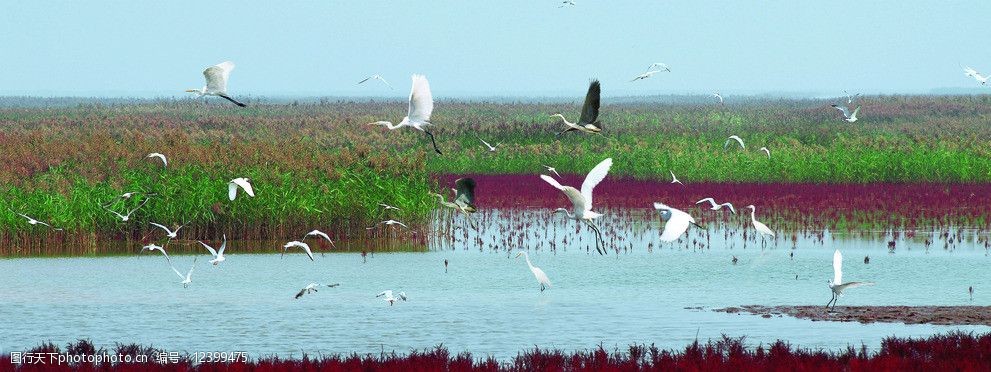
[1,96,990,246]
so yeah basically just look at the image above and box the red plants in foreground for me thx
[3,332,991,372]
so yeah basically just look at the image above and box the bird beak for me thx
[692,222,705,229]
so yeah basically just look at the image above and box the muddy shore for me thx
[713,305,991,326]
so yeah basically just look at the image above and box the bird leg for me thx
[585,220,606,255]
[825,293,835,309]
[423,129,443,155]
[218,94,247,107]
[540,283,545,292]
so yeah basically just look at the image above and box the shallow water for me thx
[1,210,989,359]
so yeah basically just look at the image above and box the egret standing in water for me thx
[653,203,702,242]
[826,250,874,310]
[540,158,612,254]
[745,205,775,238]
[367,74,442,154]
[552,80,602,136]
[515,251,551,292]
[185,61,246,107]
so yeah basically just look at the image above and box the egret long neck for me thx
[749,208,757,223]
[553,114,573,126]
[522,252,534,270]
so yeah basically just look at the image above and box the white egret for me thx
[228,177,255,201]
[367,74,442,154]
[653,203,702,242]
[357,75,394,89]
[515,251,552,291]
[713,92,724,104]
[14,212,61,230]
[759,147,771,159]
[826,249,874,309]
[378,203,401,211]
[542,165,563,179]
[669,170,683,185]
[146,153,168,167]
[170,258,196,288]
[366,220,409,229]
[141,244,172,264]
[695,198,736,214]
[475,135,499,152]
[282,241,314,261]
[559,0,576,7]
[647,63,671,72]
[303,229,336,248]
[724,135,745,149]
[831,104,861,122]
[377,290,408,305]
[552,80,602,136]
[630,69,666,82]
[185,61,246,107]
[101,191,156,208]
[104,198,149,222]
[149,222,185,239]
[964,66,990,85]
[540,158,612,254]
[744,205,775,238]
[843,90,861,104]
[295,283,340,299]
[198,234,227,265]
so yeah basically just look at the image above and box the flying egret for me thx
[228,178,255,201]
[141,244,172,264]
[149,222,185,239]
[744,205,775,238]
[303,229,336,248]
[146,153,167,167]
[695,198,736,214]
[826,249,874,309]
[101,191,156,208]
[104,198,149,222]
[559,0,575,7]
[377,290,408,305]
[185,61,246,107]
[515,251,552,291]
[432,178,478,228]
[843,90,861,104]
[647,63,671,72]
[357,75,394,89]
[14,212,61,230]
[475,135,499,152]
[378,203,401,211]
[170,258,196,288]
[831,104,861,122]
[198,234,227,265]
[963,66,990,85]
[713,92,724,104]
[552,80,602,136]
[653,203,702,242]
[724,135,745,149]
[759,147,771,159]
[542,165,563,179]
[630,69,666,82]
[669,170,683,185]
[295,283,340,299]
[367,74,442,155]
[367,220,409,229]
[282,241,315,261]
[540,158,612,255]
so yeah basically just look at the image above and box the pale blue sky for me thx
[1,1,989,97]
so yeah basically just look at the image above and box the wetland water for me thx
[2,206,989,359]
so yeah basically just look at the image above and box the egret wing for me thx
[198,241,218,257]
[539,174,566,191]
[204,61,234,93]
[833,250,843,284]
[578,80,601,125]
[228,182,238,201]
[580,158,612,210]
[407,75,433,122]
[233,179,255,197]
[832,105,851,118]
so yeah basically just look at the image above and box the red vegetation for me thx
[437,174,991,229]
[4,332,991,371]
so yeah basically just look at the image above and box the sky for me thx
[1,1,990,98]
